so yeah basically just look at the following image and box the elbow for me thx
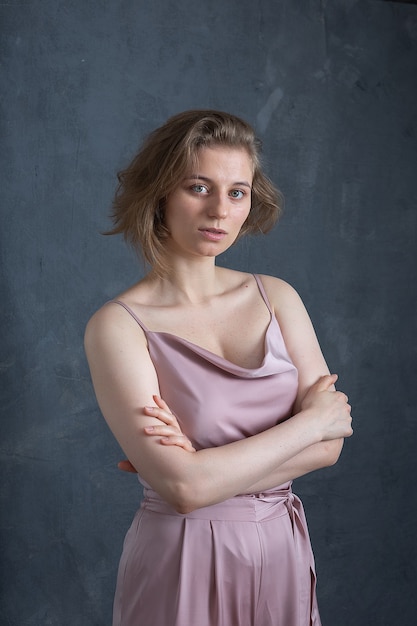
[173,501,197,515]
[164,481,203,515]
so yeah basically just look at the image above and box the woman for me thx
[84,110,353,626]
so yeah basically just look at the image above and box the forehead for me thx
[188,145,254,179]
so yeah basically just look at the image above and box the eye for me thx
[229,189,245,200]
[191,184,209,194]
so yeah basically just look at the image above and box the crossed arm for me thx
[118,382,345,495]
[85,276,352,514]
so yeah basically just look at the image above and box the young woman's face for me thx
[163,146,253,260]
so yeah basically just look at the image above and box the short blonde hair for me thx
[107,109,282,275]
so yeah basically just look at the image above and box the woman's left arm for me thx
[243,274,345,488]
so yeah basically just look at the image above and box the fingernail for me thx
[144,426,154,433]
[145,406,155,412]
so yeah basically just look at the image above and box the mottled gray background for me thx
[1,1,416,624]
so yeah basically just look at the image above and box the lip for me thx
[198,228,227,241]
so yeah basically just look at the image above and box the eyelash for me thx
[190,185,246,200]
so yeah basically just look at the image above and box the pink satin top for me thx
[112,273,298,492]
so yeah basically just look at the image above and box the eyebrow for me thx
[184,175,252,189]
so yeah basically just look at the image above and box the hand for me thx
[143,395,196,451]
[301,374,353,441]
[118,395,195,473]
[118,395,195,474]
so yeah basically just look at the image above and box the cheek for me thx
[235,205,251,226]
[163,195,185,227]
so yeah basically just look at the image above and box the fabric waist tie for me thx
[141,484,305,524]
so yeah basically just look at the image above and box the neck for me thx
[147,258,225,305]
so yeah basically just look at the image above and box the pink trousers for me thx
[113,484,321,626]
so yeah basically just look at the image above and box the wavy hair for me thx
[107,109,282,275]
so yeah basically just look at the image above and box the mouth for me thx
[198,227,227,241]
[199,228,227,234]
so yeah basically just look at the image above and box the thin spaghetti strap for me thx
[107,300,149,333]
[252,274,273,314]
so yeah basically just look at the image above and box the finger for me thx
[117,460,138,473]
[334,390,348,403]
[144,405,175,425]
[315,373,338,392]
[144,425,181,437]
[160,436,196,452]
[153,395,172,413]
[344,419,354,437]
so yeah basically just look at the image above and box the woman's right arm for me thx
[85,304,352,514]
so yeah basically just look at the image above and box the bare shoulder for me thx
[84,299,146,356]
[258,274,330,395]
[256,273,317,354]
[256,274,305,313]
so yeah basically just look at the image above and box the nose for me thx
[207,192,228,219]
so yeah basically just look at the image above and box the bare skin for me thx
[85,146,353,514]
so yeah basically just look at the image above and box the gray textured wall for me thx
[1,1,416,624]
